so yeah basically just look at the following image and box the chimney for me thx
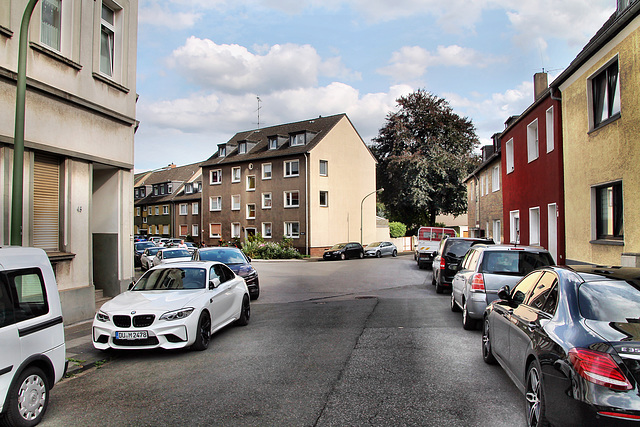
[168,163,176,169]
[534,72,548,101]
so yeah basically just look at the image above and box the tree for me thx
[389,222,407,238]
[372,90,480,229]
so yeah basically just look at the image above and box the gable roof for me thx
[134,162,201,187]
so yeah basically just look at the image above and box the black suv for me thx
[431,236,493,293]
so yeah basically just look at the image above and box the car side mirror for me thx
[497,285,511,301]
[128,282,135,290]
[209,278,221,290]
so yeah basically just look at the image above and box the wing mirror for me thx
[497,285,511,301]
[209,278,221,290]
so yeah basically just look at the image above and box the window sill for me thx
[47,252,76,262]
[590,239,624,246]
[30,42,82,71]
[0,24,12,38]
[92,72,130,94]
[589,113,621,134]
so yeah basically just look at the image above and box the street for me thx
[43,255,525,426]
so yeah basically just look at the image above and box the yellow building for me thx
[552,1,640,266]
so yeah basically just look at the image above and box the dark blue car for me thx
[192,247,260,300]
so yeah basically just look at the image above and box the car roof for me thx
[148,260,221,270]
[569,265,640,284]
[471,244,550,253]
[198,246,241,251]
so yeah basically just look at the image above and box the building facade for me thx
[200,114,377,256]
[552,1,640,266]
[0,0,138,323]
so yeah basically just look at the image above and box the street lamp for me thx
[360,188,383,244]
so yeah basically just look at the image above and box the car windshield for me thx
[481,251,553,276]
[445,241,477,258]
[146,247,161,256]
[133,267,206,290]
[198,249,247,265]
[579,280,640,322]
[135,242,154,250]
[162,249,191,259]
[367,242,381,248]
[330,244,346,250]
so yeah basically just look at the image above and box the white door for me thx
[547,204,558,263]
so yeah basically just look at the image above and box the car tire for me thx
[450,292,461,312]
[392,250,397,257]
[250,288,260,300]
[376,251,381,258]
[431,274,436,286]
[481,317,497,365]
[462,300,477,330]
[192,311,211,351]
[340,253,346,260]
[526,359,550,427]
[3,366,50,427]
[235,295,250,326]
[359,251,364,259]
[435,275,444,293]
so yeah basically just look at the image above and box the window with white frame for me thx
[285,221,300,238]
[485,173,489,195]
[238,142,247,154]
[246,204,256,219]
[546,106,554,153]
[290,133,305,146]
[510,211,520,244]
[192,202,198,215]
[231,195,241,211]
[192,224,199,237]
[142,216,147,224]
[262,163,272,180]
[231,223,241,238]
[505,138,514,173]
[41,0,62,51]
[269,137,278,150]
[162,225,169,235]
[529,207,540,246]
[284,191,299,208]
[99,2,116,76]
[492,165,500,192]
[320,191,328,207]
[246,175,256,191]
[593,181,623,240]
[154,206,159,215]
[179,225,188,237]
[218,145,226,157]
[184,183,193,194]
[262,223,272,239]
[284,160,299,177]
[162,205,169,215]
[136,207,140,216]
[210,223,222,238]
[493,220,501,244]
[480,176,485,197]
[591,59,621,129]
[209,196,222,211]
[210,169,222,185]
[527,119,539,163]
[232,167,241,183]
[319,160,328,176]
[262,193,272,209]
[179,204,188,215]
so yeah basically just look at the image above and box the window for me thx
[179,204,188,215]
[591,59,621,128]
[192,202,198,215]
[527,272,558,313]
[246,175,256,191]
[238,142,247,154]
[154,206,159,215]
[192,224,199,237]
[136,207,141,216]
[231,195,241,211]
[209,196,222,211]
[262,223,272,239]
[41,0,61,51]
[594,181,623,240]
[320,191,328,207]
[290,133,305,146]
[493,220,501,244]
[210,169,222,185]
[100,3,115,76]
[231,223,241,239]
[510,210,520,244]
[210,223,222,238]
[546,106,554,153]
[485,173,489,195]
[492,166,500,192]
[162,225,169,235]
[163,205,169,215]
[505,138,514,174]
[285,221,300,238]
[1,269,48,326]
[527,119,539,163]
[529,207,540,246]
[284,191,299,208]
[184,183,193,194]
[511,271,543,305]
[262,193,272,209]
[246,204,256,219]
[142,217,147,224]
[262,163,272,180]
[218,145,226,157]
[269,137,278,150]
[284,160,299,177]
[142,206,147,212]
[232,167,241,183]
[179,225,188,236]
[319,160,328,176]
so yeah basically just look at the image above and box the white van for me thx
[0,247,66,426]
[415,226,457,269]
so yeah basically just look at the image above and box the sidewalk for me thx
[64,320,114,376]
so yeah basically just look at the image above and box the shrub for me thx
[243,239,302,260]
[389,222,407,238]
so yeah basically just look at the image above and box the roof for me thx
[134,162,201,187]
[200,113,354,167]
[464,150,501,183]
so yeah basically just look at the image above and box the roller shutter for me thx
[33,154,60,251]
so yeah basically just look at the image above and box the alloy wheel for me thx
[526,365,542,427]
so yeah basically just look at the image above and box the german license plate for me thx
[116,331,148,340]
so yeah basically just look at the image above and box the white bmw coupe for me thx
[92,261,250,351]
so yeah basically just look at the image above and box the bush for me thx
[389,222,407,238]
[242,237,303,260]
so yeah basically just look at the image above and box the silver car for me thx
[152,248,193,266]
[451,245,554,330]
[364,241,398,258]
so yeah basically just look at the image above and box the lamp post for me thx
[11,0,40,245]
[360,188,383,244]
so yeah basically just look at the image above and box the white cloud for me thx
[138,3,203,29]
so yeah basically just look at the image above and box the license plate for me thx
[116,331,148,340]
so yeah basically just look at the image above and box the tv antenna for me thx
[255,96,262,129]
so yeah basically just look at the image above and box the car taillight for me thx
[568,348,633,391]
[440,258,446,270]
[471,273,485,292]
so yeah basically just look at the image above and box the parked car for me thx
[148,236,162,245]
[432,236,493,293]
[192,247,260,300]
[364,241,398,258]
[152,248,193,266]
[0,247,66,426]
[323,243,364,260]
[451,245,555,330]
[140,246,162,271]
[415,226,457,269]
[482,265,640,427]
[93,261,250,351]
[134,241,156,266]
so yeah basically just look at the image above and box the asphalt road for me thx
[42,255,525,426]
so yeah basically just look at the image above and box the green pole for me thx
[11,0,40,245]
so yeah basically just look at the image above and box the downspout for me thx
[11,0,40,245]
[304,153,309,255]
[549,86,562,102]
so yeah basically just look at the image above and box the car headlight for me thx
[159,308,195,321]
[96,311,110,322]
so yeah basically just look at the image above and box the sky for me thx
[134,0,615,172]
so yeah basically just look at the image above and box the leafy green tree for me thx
[372,90,480,228]
[389,222,407,238]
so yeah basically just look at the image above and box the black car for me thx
[192,247,259,300]
[134,241,156,267]
[431,236,493,293]
[323,243,364,260]
[483,265,640,427]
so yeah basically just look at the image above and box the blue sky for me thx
[134,0,615,171]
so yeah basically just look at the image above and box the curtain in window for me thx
[41,0,61,51]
